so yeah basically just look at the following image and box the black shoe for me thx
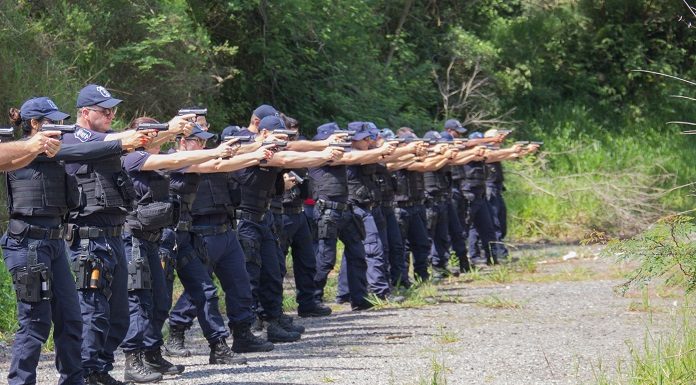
[86,372,126,385]
[266,319,301,343]
[232,324,275,353]
[163,325,191,357]
[143,347,184,375]
[278,313,305,334]
[209,337,248,365]
[298,303,332,318]
[335,296,349,304]
[351,301,374,311]
[124,350,162,383]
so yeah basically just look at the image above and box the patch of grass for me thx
[486,265,513,284]
[593,303,696,384]
[476,295,523,309]
[434,325,459,345]
[320,376,336,383]
[417,356,450,385]
[515,256,539,274]
[282,293,298,313]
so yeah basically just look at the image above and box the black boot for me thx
[278,313,305,334]
[266,319,301,343]
[232,324,275,353]
[298,303,332,318]
[209,337,248,365]
[124,350,162,383]
[85,371,126,385]
[163,325,191,357]
[143,347,185,375]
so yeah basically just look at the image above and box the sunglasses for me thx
[86,106,118,117]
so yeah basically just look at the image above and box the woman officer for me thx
[2,96,137,385]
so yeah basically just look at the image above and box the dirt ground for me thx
[0,245,680,385]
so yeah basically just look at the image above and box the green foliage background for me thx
[0,0,694,240]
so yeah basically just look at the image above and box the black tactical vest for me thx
[238,166,282,214]
[309,165,348,203]
[423,166,451,198]
[375,164,395,202]
[486,162,504,185]
[347,164,379,205]
[394,170,425,202]
[170,172,200,224]
[73,155,134,216]
[459,161,486,191]
[7,160,74,218]
[190,172,233,217]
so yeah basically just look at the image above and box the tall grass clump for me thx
[0,263,18,341]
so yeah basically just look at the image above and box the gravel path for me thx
[0,252,678,385]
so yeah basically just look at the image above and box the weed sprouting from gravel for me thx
[476,295,523,309]
[434,325,459,344]
[486,265,513,283]
[417,355,449,385]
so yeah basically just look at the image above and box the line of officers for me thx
[0,84,540,385]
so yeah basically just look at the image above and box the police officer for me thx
[453,131,500,265]
[391,129,434,283]
[0,121,61,172]
[421,131,456,280]
[309,122,394,310]
[468,130,528,262]
[235,115,341,340]
[336,122,394,302]
[120,116,238,380]
[2,97,125,385]
[166,124,275,360]
[274,118,336,318]
[63,84,156,385]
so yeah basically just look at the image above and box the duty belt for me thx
[236,210,266,223]
[9,220,65,240]
[270,206,284,215]
[316,199,348,212]
[381,202,396,209]
[396,200,419,208]
[282,206,304,215]
[76,225,123,239]
[354,202,374,210]
[191,223,229,236]
[126,227,162,243]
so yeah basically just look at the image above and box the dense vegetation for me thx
[1,0,694,240]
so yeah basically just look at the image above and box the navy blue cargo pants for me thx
[313,206,369,308]
[68,233,129,375]
[337,205,390,299]
[2,234,83,385]
[394,204,430,282]
[381,205,407,287]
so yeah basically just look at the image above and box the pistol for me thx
[41,124,76,137]
[0,127,15,138]
[272,129,298,138]
[262,140,288,150]
[498,129,513,135]
[288,171,304,184]
[137,123,169,131]
[515,141,530,146]
[329,141,352,152]
[529,141,544,146]
[177,108,207,117]
[223,135,254,143]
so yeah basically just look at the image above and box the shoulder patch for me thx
[75,128,92,142]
